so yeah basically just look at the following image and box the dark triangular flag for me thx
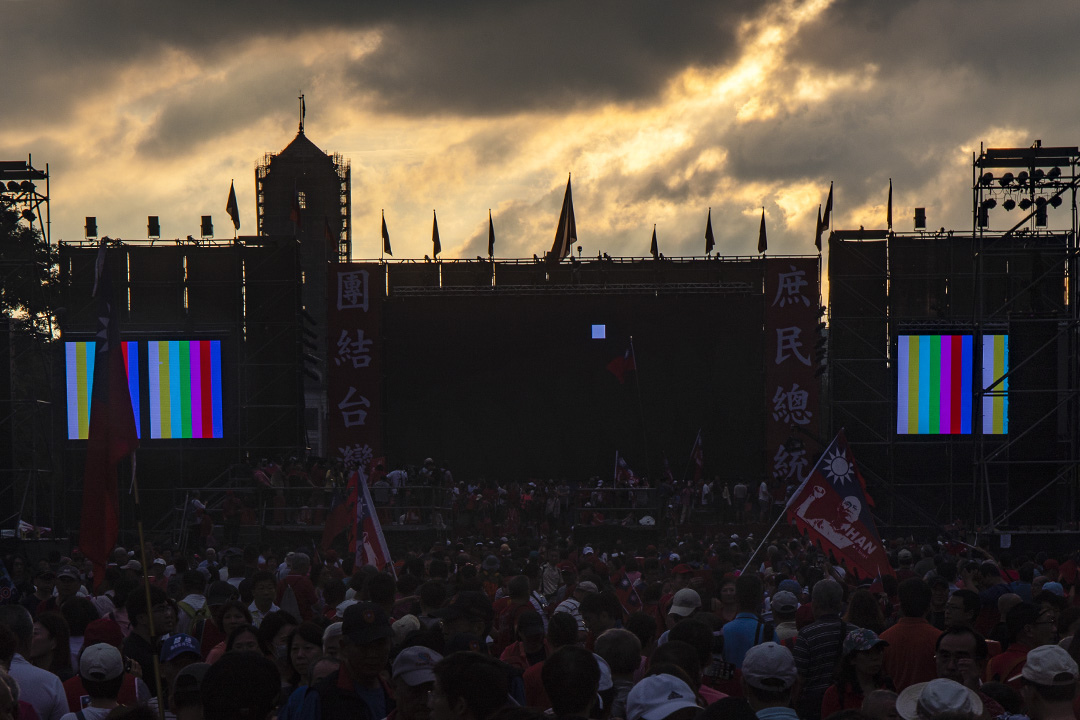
[822,181,833,230]
[549,174,576,261]
[650,225,659,259]
[815,204,823,251]
[705,208,715,254]
[225,181,240,231]
[381,211,392,256]
[488,210,495,258]
[432,210,441,258]
[887,178,893,230]
[757,208,767,253]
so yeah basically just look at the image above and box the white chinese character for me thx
[335,329,374,368]
[338,443,373,471]
[772,384,813,425]
[772,266,811,308]
[338,387,371,427]
[775,326,811,366]
[337,270,370,311]
[773,445,808,483]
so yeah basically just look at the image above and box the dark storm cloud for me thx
[3,0,757,129]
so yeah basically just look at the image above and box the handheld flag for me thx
[614,569,644,615]
[650,225,659,259]
[488,210,495,258]
[225,181,240,231]
[549,174,577,261]
[432,210,441,258]
[757,208,767,253]
[786,430,894,579]
[822,182,833,230]
[815,204,823,251]
[606,347,636,384]
[355,469,395,577]
[705,208,715,254]
[320,472,357,551]
[381,211,392,256]
[689,430,704,484]
[887,179,893,230]
[80,243,140,588]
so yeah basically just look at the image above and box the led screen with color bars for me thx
[896,334,1008,435]
[65,339,223,440]
[65,341,141,440]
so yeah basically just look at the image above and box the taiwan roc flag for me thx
[356,470,395,578]
[81,243,140,588]
[786,430,893,579]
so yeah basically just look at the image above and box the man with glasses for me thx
[934,627,1005,718]
[944,590,1002,656]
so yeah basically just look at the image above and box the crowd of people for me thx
[2,529,1080,720]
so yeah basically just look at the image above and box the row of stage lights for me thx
[84,215,215,239]
[977,167,1067,227]
[0,180,40,222]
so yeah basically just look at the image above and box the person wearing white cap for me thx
[626,673,700,720]
[895,678,982,720]
[740,642,799,720]
[59,644,125,720]
[1018,644,1078,720]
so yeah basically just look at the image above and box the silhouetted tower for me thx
[255,102,351,455]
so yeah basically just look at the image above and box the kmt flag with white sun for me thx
[786,430,894,579]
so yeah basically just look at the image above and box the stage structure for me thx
[0,157,54,541]
[57,237,305,529]
[327,255,821,490]
[828,143,1079,532]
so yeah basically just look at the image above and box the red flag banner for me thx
[606,348,636,384]
[356,470,395,576]
[80,245,140,587]
[764,257,820,487]
[614,569,644,615]
[320,471,358,552]
[327,264,385,473]
[786,430,893,579]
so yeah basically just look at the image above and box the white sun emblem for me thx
[823,449,854,486]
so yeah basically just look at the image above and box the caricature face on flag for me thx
[787,430,894,578]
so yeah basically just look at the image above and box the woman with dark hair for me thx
[29,612,74,679]
[283,622,324,695]
[226,623,272,656]
[844,590,886,635]
[205,600,253,663]
[820,629,894,718]
[710,575,738,627]
[60,596,100,668]
[257,610,298,686]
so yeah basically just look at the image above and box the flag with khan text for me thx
[786,430,893,579]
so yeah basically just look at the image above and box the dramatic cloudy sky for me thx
[4,0,1078,260]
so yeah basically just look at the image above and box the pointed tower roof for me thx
[277,131,326,160]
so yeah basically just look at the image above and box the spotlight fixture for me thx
[1019,198,1033,211]
[1049,195,1063,208]
[21,209,35,222]
[980,198,997,209]
[998,173,1014,187]
[1033,168,1045,181]
[979,172,994,185]
[1003,199,1016,211]
[19,181,33,192]
[5,181,18,191]
[1016,171,1029,185]
[1047,166,1062,181]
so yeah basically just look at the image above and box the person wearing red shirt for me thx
[499,611,551,671]
[881,578,942,691]
[522,613,578,710]
[276,553,318,622]
[986,602,1058,689]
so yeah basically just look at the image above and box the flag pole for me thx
[629,336,653,484]
[130,456,167,718]
[380,209,384,263]
[741,479,807,574]
[680,430,700,485]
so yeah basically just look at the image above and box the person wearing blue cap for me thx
[159,634,202,702]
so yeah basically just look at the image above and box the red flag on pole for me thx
[320,472,358,552]
[606,347,636,384]
[80,243,140,588]
[355,469,395,577]
[613,569,644,615]
[786,430,894,579]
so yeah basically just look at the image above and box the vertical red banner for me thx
[327,263,384,471]
[764,258,821,487]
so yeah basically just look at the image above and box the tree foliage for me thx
[0,197,57,337]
